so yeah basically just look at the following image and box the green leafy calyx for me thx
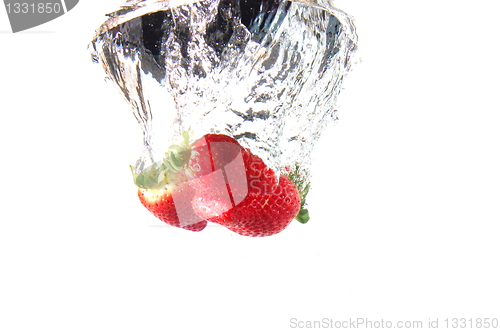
[286,163,311,224]
[130,131,193,189]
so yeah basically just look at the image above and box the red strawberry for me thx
[192,148,301,236]
[131,132,308,235]
[132,161,207,232]
[191,147,277,220]
[223,175,301,237]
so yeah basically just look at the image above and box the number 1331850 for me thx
[444,318,499,329]
[6,3,62,14]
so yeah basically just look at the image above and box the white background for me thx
[1,1,499,331]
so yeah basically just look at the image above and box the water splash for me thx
[90,0,357,187]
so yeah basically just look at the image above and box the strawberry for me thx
[131,137,207,231]
[131,132,309,236]
[223,174,301,237]
[191,147,302,237]
[137,178,207,232]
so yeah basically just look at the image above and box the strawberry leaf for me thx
[130,162,168,190]
[295,208,310,224]
[163,132,192,172]
[285,163,311,223]
[130,131,194,189]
